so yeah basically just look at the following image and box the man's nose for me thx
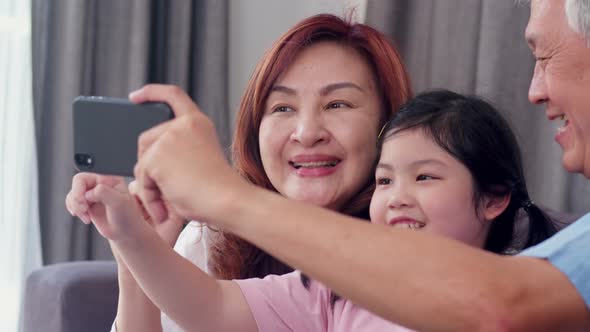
[528,62,549,105]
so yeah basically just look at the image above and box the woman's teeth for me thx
[291,160,339,169]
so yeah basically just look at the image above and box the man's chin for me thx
[561,152,586,176]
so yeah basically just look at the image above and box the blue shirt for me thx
[520,213,590,309]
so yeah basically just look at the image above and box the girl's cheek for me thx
[369,194,387,224]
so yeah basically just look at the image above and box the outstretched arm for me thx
[82,182,257,332]
[114,261,163,332]
[66,173,165,332]
[221,186,590,332]
[131,84,590,332]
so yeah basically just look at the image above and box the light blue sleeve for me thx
[520,213,590,309]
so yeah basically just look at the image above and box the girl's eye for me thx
[416,174,436,181]
[376,178,392,185]
[327,102,350,109]
[273,106,295,113]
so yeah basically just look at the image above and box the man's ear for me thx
[481,193,511,221]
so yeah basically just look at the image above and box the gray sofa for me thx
[21,209,583,332]
[23,261,118,332]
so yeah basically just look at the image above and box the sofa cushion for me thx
[22,261,118,332]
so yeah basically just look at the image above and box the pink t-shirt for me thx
[236,271,415,332]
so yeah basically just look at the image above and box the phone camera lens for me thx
[74,153,94,169]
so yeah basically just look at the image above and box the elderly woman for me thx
[66,13,412,331]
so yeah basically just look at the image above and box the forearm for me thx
[112,226,223,331]
[219,184,589,332]
[115,270,163,332]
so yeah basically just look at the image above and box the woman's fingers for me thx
[66,192,91,224]
[85,184,124,206]
[66,173,125,224]
[65,192,73,215]
[84,184,144,241]
[67,174,95,223]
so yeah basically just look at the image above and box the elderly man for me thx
[114,0,590,331]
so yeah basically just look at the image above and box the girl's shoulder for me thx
[235,271,331,331]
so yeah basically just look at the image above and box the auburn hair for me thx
[207,13,413,279]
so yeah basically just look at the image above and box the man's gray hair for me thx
[518,0,590,43]
[566,0,590,42]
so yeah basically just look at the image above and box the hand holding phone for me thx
[73,96,174,176]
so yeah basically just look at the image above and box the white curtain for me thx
[0,0,42,331]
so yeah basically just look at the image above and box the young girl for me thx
[370,89,556,254]
[76,90,556,331]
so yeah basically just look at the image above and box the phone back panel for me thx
[73,96,173,176]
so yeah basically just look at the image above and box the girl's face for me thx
[369,129,491,248]
[258,41,382,210]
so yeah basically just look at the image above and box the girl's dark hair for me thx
[378,89,558,253]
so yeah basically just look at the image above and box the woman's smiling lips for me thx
[289,154,342,177]
[387,216,426,229]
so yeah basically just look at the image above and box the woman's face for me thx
[370,129,491,248]
[259,41,382,210]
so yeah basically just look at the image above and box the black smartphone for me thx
[73,96,174,176]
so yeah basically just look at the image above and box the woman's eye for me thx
[273,106,295,113]
[416,174,435,181]
[377,178,392,185]
[327,102,350,109]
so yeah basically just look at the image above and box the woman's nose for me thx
[290,111,330,146]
